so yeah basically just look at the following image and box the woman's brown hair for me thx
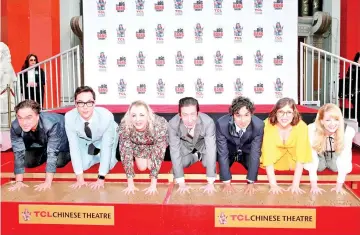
[268,97,301,126]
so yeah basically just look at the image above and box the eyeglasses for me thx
[76,101,95,107]
[277,110,294,117]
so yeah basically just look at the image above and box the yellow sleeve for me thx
[260,119,278,167]
[295,120,313,163]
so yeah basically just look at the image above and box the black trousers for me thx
[24,147,71,169]
[115,141,121,162]
[229,153,250,170]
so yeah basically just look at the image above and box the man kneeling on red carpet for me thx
[168,97,217,195]
[9,100,71,192]
[65,86,119,190]
[217,96,265,195]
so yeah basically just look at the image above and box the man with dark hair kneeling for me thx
[9,100,71,191]
[168,97,217,195]
[216,96,264,195]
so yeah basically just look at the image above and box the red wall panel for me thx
[340,0,360,63]
[0,0,60,73]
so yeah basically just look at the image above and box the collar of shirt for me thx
[235,123,246,134]
[80,116,93,125]
[184,123,196,131]
[188,127,195,137]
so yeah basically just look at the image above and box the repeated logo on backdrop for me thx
[117,56,126,67]
[175,83,185,94]
[135,0,145,16]
[273,0,284,10]
[117,79,127,98]
[156,79,165,98]
[88,0,296,104]
[274,78,284,98]
[195,78,204,98]
[154,1,164,12]
[175,0,184,15]
[234,78,244,97]
[175,51,184,71]
[234,23,243,42]
[98,84,108,94]
[115,1,125,12]
[214,82,224,94]
[98,52,107,71]
[155,24,164,43]
[97,30,107,40]
[117,24,125,44]
[194,1,203,11]
[233,0,243,10]
[97,0,106,16]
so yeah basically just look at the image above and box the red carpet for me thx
[51,104,318,114]
[2,149,360,175]
[2,148,360,194]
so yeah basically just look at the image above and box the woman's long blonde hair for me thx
[120,100,156,135]
[312,103,345,154]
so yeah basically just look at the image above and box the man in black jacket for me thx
[216,96,264,195]
[9,100,70,191]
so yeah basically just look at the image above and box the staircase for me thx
[299,42,360,146]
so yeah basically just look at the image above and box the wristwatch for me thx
[98,175,105,180]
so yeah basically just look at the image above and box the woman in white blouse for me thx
[305,103,355,195]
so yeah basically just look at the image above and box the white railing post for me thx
[76,45,81,88]
[300,42,304,104]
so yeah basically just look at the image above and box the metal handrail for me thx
[300,42,359,122]
[15,46,81,109]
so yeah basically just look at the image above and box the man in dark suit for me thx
[216,96,264,195]
[9,100,71,192]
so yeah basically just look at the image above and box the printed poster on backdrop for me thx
[83,0,297,105]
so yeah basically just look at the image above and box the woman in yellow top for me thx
[260,97,312,195]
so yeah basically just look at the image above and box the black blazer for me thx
[216,114,264,182]
[19,68,46,101]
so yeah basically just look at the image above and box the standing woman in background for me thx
[19,54,46,106]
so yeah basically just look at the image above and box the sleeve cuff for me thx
[45,167,57,174]
[14,168,25,175]
[207,177,216,184]
[175,177,185,184]
[75,170,84,175]
[223,180,231,184]
[99,171,108,177]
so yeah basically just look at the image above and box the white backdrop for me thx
[83,0,297,105]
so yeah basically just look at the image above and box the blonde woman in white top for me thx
[305,103,355,195]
